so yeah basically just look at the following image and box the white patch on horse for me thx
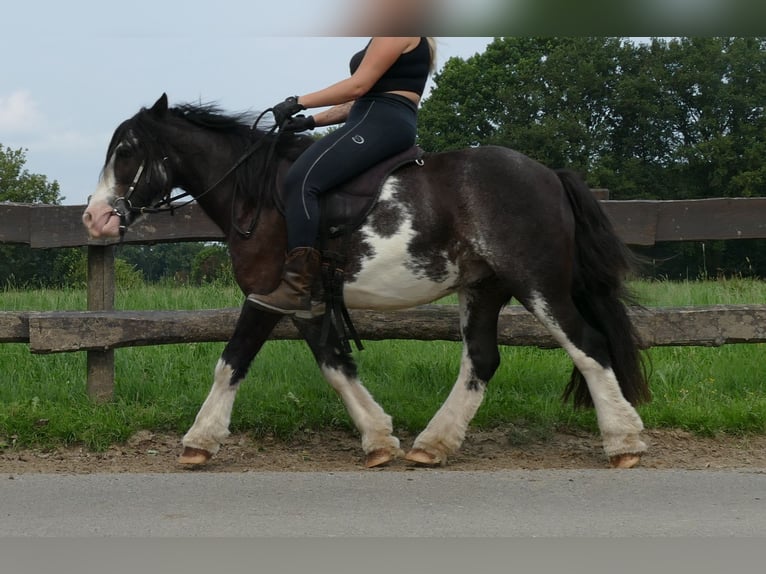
[91,151,117,204]
[83,150,122,238]
[321,365,400,455]
[92,135,136,204]
[411,345,486,460]
[528,293,645,456]
[344,176,459,309]
[181,359,238,455]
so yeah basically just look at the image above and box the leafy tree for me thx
[0,145,69,287]
[0,144,62,204]
[116,243,208,283]
[420,37,766,199]
[418,37,766,277]
[419,37,629,171]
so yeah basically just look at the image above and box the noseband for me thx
[112,160,147,237]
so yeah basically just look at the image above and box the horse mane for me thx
[109,101,313,210]
[171,102,254,133]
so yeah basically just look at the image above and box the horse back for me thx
[395,145,572,240]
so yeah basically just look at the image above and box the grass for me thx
[1,278,765,450]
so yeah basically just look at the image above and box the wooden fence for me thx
[2,197,766,401]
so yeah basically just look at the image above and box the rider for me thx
[248,36,436,315]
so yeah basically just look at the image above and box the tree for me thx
[0,144,62,204]
[0,145,70,287]
[419,37,629,173]
[419,37,766,199]
[117,243,209,283]
[418,37,766,278]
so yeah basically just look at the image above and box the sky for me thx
[1,1,495,205]
[2,0,739,207]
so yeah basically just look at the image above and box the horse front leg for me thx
[293,317,402,468]
[178,302,282,466]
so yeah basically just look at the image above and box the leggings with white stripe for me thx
[283,93,418,250]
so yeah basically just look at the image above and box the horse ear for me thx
[150,93,169,116]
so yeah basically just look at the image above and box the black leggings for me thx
[284,93,418,250]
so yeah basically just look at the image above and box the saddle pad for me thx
[275,145,425,239]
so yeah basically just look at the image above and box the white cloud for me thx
[0,90,44,134]
[33,129,109,155]
[1,89,107,157]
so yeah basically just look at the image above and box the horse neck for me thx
[171,130,282,240]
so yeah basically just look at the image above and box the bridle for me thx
[111,108,281,239]
[112,160,149,237]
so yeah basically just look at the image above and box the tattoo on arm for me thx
[314,101,354,127]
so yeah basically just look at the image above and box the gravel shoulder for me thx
[2,427,765,474]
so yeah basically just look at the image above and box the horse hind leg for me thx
[294,317,402,468]
[527,292,646,468]
[405,287,505,466]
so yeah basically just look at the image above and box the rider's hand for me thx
[282,115,316,133]
[272,96,305,126]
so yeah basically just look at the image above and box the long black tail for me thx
[556,169,651,408]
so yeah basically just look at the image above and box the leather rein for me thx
[113,108,279,239]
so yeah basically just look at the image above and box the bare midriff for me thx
[386,90,420,106]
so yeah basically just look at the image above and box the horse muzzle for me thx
[82,199,128,239]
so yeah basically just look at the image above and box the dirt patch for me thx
[2,428,765,474]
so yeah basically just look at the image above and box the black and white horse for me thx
[83,94,650,469]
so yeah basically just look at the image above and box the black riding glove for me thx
[272,96,305,126]
[282,114,316,133]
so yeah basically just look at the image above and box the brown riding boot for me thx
[247,247,322,315]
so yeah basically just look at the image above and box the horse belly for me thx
[343,227,459,310]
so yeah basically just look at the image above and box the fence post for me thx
[592,188,611,200]
[86,244,115,402]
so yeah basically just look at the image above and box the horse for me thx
[82,93,650,469]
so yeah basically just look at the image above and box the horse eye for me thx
[115,146,134,159]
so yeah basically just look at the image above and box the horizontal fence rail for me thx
[2,197,766,400]
[3,197,766,247]
[3,305,766,352]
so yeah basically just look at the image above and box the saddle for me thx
[274,145,426,353]
[274,145,425,238]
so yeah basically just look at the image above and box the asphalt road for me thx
[2,469,764,537]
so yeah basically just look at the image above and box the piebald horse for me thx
[83,94,650,469]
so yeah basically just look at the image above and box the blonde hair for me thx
[426,37,437,73]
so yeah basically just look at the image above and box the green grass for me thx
[1,278,765,450]
[630,276,766,307]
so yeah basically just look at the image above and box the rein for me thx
[114,108,280,239]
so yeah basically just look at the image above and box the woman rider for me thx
[248,36,436,315]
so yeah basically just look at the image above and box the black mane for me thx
[106,101,313,209]
[169,102,313,160]
[170,102,254,136]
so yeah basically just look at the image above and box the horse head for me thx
[83,93,176,238]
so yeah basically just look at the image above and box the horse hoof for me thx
[365,448,395,468]
[178,447,212,466]
[609,453,641,469]
[404,448,443,467]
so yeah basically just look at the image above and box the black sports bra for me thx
[349,37,430,97]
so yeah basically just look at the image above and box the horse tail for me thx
[556,169,651,408]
